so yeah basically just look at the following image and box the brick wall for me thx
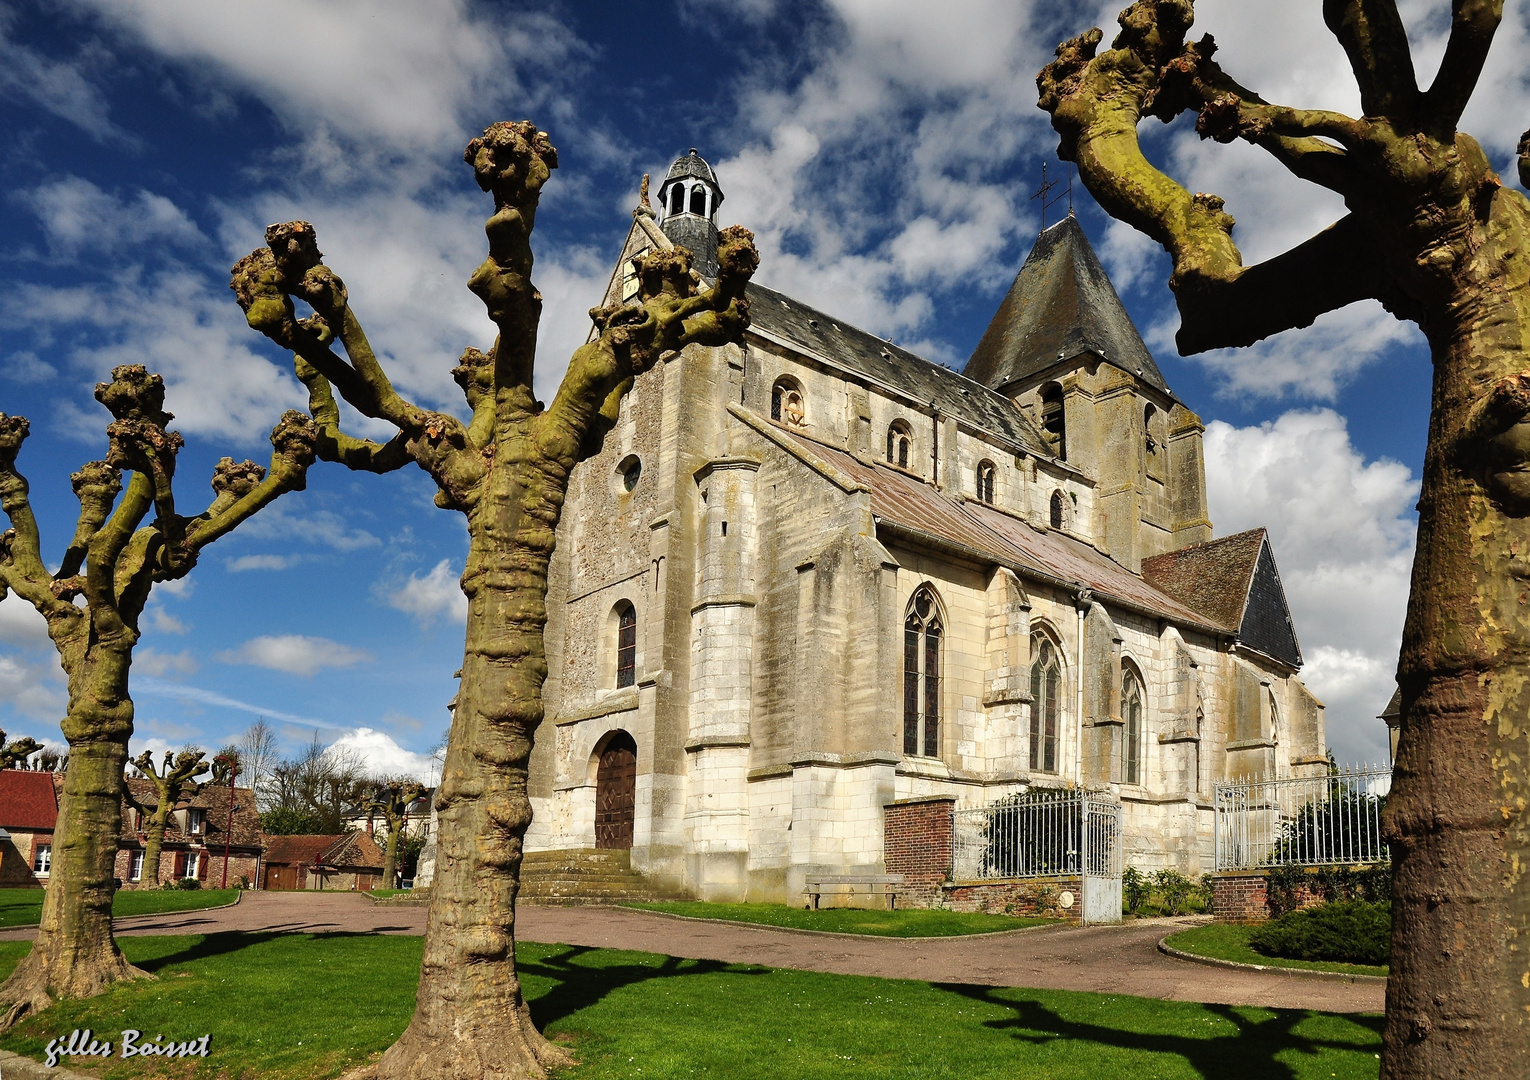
[114,847,261,890]
[1211,870,1353,922]
[943,876,1082,919]
[883,796,954,906]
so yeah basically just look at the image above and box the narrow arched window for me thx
[1040,383,1065,460]
[1143,402,1158,455]
[887,422,912,469]
[668,184,684,216]
[1029,634,1061,773]
[1049,490,1065,530]
[771,378,805,427]
[903,587,943,758]
[976,460,996,504]
[615,602,637,688]
[689,184,707,215]
[1122,666,1143,785]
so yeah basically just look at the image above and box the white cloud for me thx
[217,634,372,677]
[327,726,435,782]
[0,653,66,722]
[135,676,320,725]
[232,503,379,552]
[225,554,298,573]
[0,594,50,647]
[134,647,198,678]
[379,559,466,628]
[17,176,204,257]
[1205,409,1418,763]
[3,351,57,384]
[0,11,130,140]
[144,605,188,634]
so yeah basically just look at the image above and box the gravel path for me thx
[0,892,1384,1014]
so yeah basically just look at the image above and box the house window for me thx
[1049,490,1065,530]
[903,587,943,758]
[1040,383,1065,459]
[187,808,206,835]
[1029,635,1061,773]
[129,849,145,882]
[185,851,201,881]
[976,460,996,504]
[32,844,51,876]
[887,422,912,469]
[615,602,637,688]
[1123,667,1144,785]
[771,378,805,427]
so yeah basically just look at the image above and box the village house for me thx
[260,832,385,892]
[115,778,263,888]
[525,150,1327,907]
[0,770,57,887]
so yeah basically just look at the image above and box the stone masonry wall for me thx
[883,795,953,906]
[942,876,1082,919]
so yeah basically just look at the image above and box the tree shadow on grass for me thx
[934,983,1384,1080]
[520,943,768,1029]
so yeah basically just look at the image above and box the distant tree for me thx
[238,719,279,811]
[0,733,42,770]
[1037,3,1529,1072]
[0,365,315,1025]
[364,777,426,889]
[257,807,321,836]
[232,120,757,1078]
[265,734,365,833]
[125,747,210,888]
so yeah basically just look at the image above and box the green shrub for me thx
[176,878,202,891]
[1267,864,1391,917]
[1153,870,1193,915]
[1248,900,1391,966]
[1188,874,1215,913]
[1122,867,1150,914]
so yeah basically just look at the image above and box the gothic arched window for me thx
[1049,490,1066,530]
[689,184,708,216]
[771,378,805,427]
[976,460,996,504]
[1122,665,1144,785]
[1029,633,1061,773]
[887,422,912,469]
[1040,383,1065,459]
[903,587,943,758]
[614,601,637,688]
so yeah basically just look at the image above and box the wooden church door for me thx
[595,731,637,850]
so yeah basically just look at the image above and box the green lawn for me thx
[622,901,1053,937]
[0,888,239,928]
[1164,924,1389,978]
[0,933,1384,1080]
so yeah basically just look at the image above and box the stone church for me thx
[526,149,1328,904]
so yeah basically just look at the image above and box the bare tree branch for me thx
[1322,0,1420,121]
[1424,0,1505,133]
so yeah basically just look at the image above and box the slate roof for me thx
[964,215,1171,397]
[121,779,262,847]
[262,832,384,871]
[1379,687,1402,725]
[746,282,1057,459]
[1141,528,1303,668]
[663,149,721,192]
[771,426,1222,630]
[0,771,58,831]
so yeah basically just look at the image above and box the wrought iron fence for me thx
[953,789,1118,880]
[1213,764,1391,870]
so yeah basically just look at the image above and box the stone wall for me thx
[942,875,1082,919]
[882,795,953,906]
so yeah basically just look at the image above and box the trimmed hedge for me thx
[1248,899,1391,966]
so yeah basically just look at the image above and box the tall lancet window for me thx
[1029,633,1061,773]
[903,587,943,758]
[976,460,996,504]
[1122,666,1144,785]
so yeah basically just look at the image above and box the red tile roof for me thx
[122,779,262,848]
[0,770,58,830]
[263,832,383,871]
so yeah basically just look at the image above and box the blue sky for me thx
[3,0,1527,771]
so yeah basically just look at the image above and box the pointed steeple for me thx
[964,215,1170,396]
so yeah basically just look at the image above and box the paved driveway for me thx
[0,892,1383,1014]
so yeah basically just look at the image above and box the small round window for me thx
[617,455,642,493]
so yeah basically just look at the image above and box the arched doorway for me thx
[595,731,637,849]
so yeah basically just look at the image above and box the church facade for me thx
[526,150,1328,904]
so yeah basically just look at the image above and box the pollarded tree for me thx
[126,747,210,888]
[1036,2,1527,1074]
[231,119,757,1079]
[0,366,316,1024]
[0,734,42,770]
[364,777,426,889]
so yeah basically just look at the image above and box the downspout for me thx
[931,405,940,489]
[1075,589,1090,790]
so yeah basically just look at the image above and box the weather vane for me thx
[1031,162,1073,232]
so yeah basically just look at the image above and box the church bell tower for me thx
[658,148,724,277]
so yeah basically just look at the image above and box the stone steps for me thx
[518,848,680,906]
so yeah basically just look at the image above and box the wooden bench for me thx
[803,873,907,910]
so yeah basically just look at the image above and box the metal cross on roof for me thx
[1031,161,1073,231]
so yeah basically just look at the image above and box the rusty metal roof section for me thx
[964,215,1170,396]
[746,282,1055,458]
[771,427,1218,629]
[1142,528,1302,667]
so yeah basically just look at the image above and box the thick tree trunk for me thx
[1384,188,1530,1077]
[382,823,399,890]
[141,808,168,888]
[370,446,571,1079]
[0,653,149,1026]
